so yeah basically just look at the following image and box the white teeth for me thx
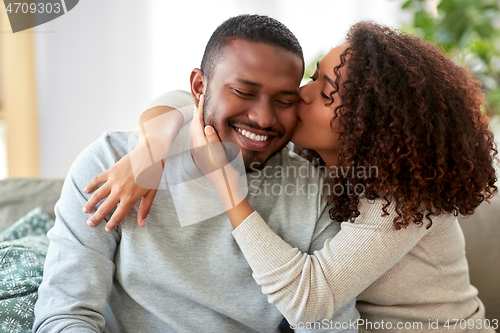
[236,128,269,142]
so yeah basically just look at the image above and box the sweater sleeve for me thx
[231,198,429,325]
[143,90,194,124]
[130,90,195,181]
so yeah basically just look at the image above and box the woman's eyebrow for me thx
[317,61,335,88]
[323,74,335,88]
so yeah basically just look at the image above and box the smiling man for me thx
[197,38,302,169]
[34,15,359,332]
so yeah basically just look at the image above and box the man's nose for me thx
[248,100,276,129]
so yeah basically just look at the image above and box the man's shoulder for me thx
[69,130,132,181]
[271,148,328,182]
[270,147,308,166]
[79,130,131,162]
[286,150,312,166]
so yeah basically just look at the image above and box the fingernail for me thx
[83,187,88,193]
[87,219,95,227]
[141,218,146,226]
[205,126,214,135]
[83,207,89,214]
[105,226,111,232]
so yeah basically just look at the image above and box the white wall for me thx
[35,0,409,178]
[148,0,410,96]
[35,0,153,177]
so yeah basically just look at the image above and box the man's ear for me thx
[190,68,206,107]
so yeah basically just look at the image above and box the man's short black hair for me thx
[201,14,304,82]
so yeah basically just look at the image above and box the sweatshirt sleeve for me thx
[33,133,124,332]
[231,198,429,325]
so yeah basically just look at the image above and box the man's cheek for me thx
[219,124,235,144]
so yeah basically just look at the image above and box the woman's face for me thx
[291,44,348,160]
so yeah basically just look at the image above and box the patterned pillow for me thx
[0,207,54,333]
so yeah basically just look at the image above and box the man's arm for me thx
[33,133,124,332]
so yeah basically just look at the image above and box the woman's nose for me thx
[299,83,312,105]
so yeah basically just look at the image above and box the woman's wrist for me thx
[226,199,254,229]
[211,168,245,211]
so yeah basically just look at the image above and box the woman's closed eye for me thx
[309,68,319,82]
[321,91,330,100]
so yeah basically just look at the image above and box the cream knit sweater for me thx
[232,197,494,332]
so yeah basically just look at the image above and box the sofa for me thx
[0,177,499,325]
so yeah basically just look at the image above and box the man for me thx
[34,15,359,332]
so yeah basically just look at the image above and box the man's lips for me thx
[233,126,275,151]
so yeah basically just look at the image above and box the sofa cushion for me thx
[459,193,500,322]
[0,207,54,333]
[0,178,63,233]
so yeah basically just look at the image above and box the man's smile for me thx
[236,127,269,142]
[232,125,276,152]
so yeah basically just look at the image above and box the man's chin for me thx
[242,144,288,173]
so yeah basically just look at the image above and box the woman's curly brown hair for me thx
[326,22,498,229]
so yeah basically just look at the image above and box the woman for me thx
[84,22,498,331]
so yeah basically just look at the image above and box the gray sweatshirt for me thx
[33,92,359,332]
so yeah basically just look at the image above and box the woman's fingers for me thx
[104,200,136,232]
[86,195,120,227]
[190,94,208,149]
[204,126,219,142]
[83,149,162,230]
[197,94,204,115]
[84,171,108,193]
[137,189,157,227]
[83,184,111,214]
[204,126,230,169]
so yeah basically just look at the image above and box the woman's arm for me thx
[191,97,429,325]
[84,91,194,231]
[231,200,429,325]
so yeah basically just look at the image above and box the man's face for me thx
[203,39,303,170]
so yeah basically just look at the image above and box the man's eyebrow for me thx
[235,77,299,96]
[280,90,299,96]
[236,78,262,87]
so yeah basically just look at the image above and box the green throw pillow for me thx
[0,207,54,333]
